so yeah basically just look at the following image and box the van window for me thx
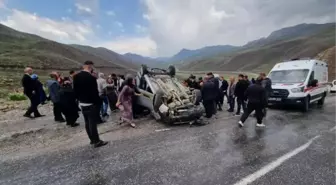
[308,71,314,82]
[268,69,309,83]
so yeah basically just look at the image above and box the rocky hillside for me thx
[315,46,335,80]
[0,24,132,72]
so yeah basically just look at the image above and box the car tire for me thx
[317,92,326,106]
[153,90,164,112]
[167,65,176,76]
[302,96,310,112]
[192,89,202,105]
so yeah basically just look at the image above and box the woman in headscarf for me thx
[116,75,140,128]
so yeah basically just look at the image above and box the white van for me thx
[330,80,336,93]
[267,59,329,111]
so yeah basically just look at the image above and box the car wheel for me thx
[302,96,310,112]
[167,65,176,76]
[317,92,326,106]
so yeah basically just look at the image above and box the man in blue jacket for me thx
[47,72,65,122]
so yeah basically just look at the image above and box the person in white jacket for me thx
[97,73,109,117]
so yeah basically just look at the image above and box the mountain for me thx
[0,23,133,73]
[167,45,238,64]
[71,45,138,70]
[122,53,159,66]
[181,22,335,72]
[244,23,335,48]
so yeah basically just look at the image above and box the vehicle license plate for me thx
[269,97,282,101]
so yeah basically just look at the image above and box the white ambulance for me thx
[267,58,329,112]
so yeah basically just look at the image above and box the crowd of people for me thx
[183,72,272,127]
[21,61,141,148]
[21,61,272,148]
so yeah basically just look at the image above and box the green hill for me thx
[0,24,132,71]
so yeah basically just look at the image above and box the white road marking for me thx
[329,126,336,132]
[155,128,171,132]
[233,135,320,185]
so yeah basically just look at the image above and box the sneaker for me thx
[55,119,65,123]
[256,123,266,127]
[238,121,244,128]
[235,113,240,116]
[93,140,108,148]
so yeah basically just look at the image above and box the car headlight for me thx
[291,87,304,93]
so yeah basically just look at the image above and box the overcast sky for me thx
[0,0,335,57]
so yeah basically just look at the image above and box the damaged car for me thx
[134,65,204,124]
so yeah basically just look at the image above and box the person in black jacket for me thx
[187,75,200,89]
[201,76,216,118]
[260,72,272,117]
[234,74,249,116]
[219,76,229,108]
[207,72,219,115]
[73,61,107,148]
[238,77,267,128]
[22,67,44,118]
[59,78,79,127]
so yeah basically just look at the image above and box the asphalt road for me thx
[0,95,335,185]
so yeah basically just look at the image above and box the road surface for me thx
[0,95,335,185]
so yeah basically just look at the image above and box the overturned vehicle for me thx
[135,65,204,124]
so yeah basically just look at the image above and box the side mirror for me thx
[309,79,318,87]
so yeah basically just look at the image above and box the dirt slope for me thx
[315,46,336,80]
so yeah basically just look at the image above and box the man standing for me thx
[22,67,44,118]
[220,76,229,107]
[234,74,249,116]
[227,76,236,112]
[207,72,219,116]
[238,78,267,128]
[201,76,216,119]
[97,72,109,118]
[73,61,108,148]
[260,72,272,117]
[47,72,65,122]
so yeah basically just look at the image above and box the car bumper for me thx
[166,105,205,124]
[268,97,305,105]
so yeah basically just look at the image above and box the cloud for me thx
[135,24,147,33]
[143,0,336,56]
[106,10,115,16]
[75,0,99,16]
[115,21,123,28]
[0,9,93,43]
[98,36,157,56]
[0,8,156,57]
